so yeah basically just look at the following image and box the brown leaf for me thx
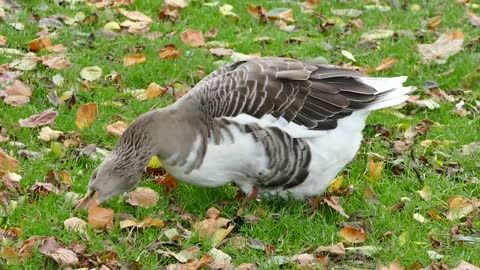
[247,5,267,19]
[49,248,78,267]
[180,29,205,47]
[0,150,19,172]
[1,172,21,192]
[18,109,58,128]
[375,57,397,71]
[314,242,345,255]
[301,0,320,10]
[146,82,167,98]
[155,174,178,193]
[1,246,17,264]
[205,27,217,38]
[0,35,6,46]
[75,103,98,129]
[4,80,32,107]
[418,30,465,64]
[467,10,480,27]
[378,258,404,270]
[445,195,475,221]
[266,8,294,22]
[119,215,164,229]
[118,8,152,23]
[106,121,129,136]
[339,225,367,243]
[41,55,70,69]
[322,194,349,218]
[158,44,181,59]
[88,206,114,230]
[18,236,42,261]
[427,15,442,31]
[126,187,159,207]
[123,53,146,67]
[194,207,233,245]
[29,37,51,52]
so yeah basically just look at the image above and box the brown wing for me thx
[190,57,378,130]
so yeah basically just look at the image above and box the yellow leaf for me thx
[368,155,384,182]
[75,103,98,129]
[148,156,162,168]
[327,176,343,193]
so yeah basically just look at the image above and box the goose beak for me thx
[74,189,100,211]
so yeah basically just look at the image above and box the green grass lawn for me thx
[1,0,479,269]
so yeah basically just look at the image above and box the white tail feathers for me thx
[356,76,415,112]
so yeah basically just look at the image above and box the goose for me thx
[76,57,413,209]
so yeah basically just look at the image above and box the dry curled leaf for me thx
[38,127,64,142]
[146,82,167,98]
[339,225,367,243]
[127,187,159,207]
[158,44,180,59]
[75,103,98,129]
[466,10,480,27]
[180,29,205,47]
[88,206,114,230]
[41,55,71,69]
[120,215,163,229]
[368,154,384,182]
[19,109,58,128]
[80,66,103,81]
[118,8,152,23]
[375,57,397,71]
[0,149,19,172]
[418,30,464,64]
[445,195,476,221]
[106,121,128,136]
[123,54,146,67]
[29,37,51,52]
[266,8,294,22]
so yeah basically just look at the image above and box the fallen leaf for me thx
[194,207,233,245]
[1,172,21,192]
[375,57,397,71]
[9,55,38,71]
[64,217,87,233]
[19,109,58,128]
[418,30,464,64]
[158,44,181,59]
[266,8,294,22]
[445,195,475,221]
[427,250,444,260]
[418,185,432,201]
[126,187,159,207]
[462,142,480,155]
[301,0,319,10]
[120,215,163,229]
[29,37,51,52]
[1,246,17,264]
[331,8,363,18]
[38,127,63,142]
[361,29,394,41]
[341,50,356,62]
[452,261,480,270]
[75,103,98,129]
[339,225,367,243]
[27,182,60,196]
[467,10,480,27]
[145,82,166,98]
[180,29,205,47]
[219,4,240,22]
[247,5,267,19]
[413,213,426,223]
[0,35,6,46]
[209,48,234,57]
[123,54,146,67]
[367,154,384,182]
[49,248,78,267]
[3,80,32,107]
[378,258,404,270]
[427,15,442,31]
[41,55,71,69]
[363,182,380,205]
[106,121,128,136]
[118,8,152,23]
[156,174,178,193]
[88,206,114,230]
[80,66,103,81]
[315,242,345,255]
[322,194,349,218]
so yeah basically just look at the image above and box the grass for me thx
[1,0,479,269]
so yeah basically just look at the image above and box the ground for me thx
[0,0,479,269]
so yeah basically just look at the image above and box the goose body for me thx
[81,57,413,205]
